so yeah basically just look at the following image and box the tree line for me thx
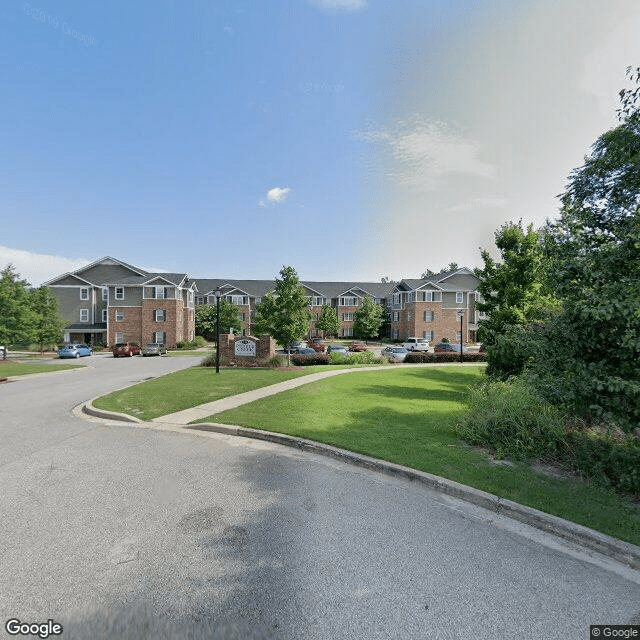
[474,66,640,432]
[0,265,67,358]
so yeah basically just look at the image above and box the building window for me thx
[374,298,381,305]
[155,286,165,299]
[393,293,401,306]
[393,311,400,322]
[154,309,165,322]
[424,310,435,322]
[456,292,464,304]
[116,310,124,322]
[190,310,194,321]
[196,297,204,305]
[102,309,107,322]
[342,313,354,321]
[313,296,324,306]
[115,332,125,343]
[231,295,248,306]
[455,331,462,341]
[425,291,442,302]
[115,287,124,300]
[80,288,89,300]
[154,331,166,344]
[80,309,89,322]
[342,328,353,337]
[188,290,193,303]
[102,287,108,301]
[423,330,434,341]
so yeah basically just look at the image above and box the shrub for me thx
[263,355,287,368]
[192,336,206,347]
[201,354,231,367]
[404,352,486,364]
[559,421,640,494]
[455,378,565,461]
[291,353,330,366]
[176,341,187,349]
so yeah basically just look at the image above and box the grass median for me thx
[0,361,84,377]
[193,366,640,545]
[92,367,314,421]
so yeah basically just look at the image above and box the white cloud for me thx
[311,0,368,11]
[266,187,292,204]
[355,117,495,191]
[0,247,90,287]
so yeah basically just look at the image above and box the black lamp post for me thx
[215,289,221,374]
[457,309,464,364]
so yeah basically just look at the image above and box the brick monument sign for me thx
[218,334,276,365]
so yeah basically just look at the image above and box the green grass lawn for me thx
[92,367,315,421]
[0,361,84,377]
[196,366,640,546]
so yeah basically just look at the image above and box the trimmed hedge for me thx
[404,352,486,364]
[291,353,331,366]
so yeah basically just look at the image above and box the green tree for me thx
[252,266,312,362]
[352,294,384,340]
[0,265,32,359]
[537,67,640,428]
[29,286,67,353]
[195,299,243,341]
[475,221,558,379]
[315,304,341,338]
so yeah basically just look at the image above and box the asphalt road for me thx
[1,354,639,639]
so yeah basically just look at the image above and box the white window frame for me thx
[343,313,354,321]
[423,330,434,341]
[313,297,323,306]
[456,291,464,304]
[424,310,435,322]
[196,297,204,305]
[231,295,248,306]
[80,308,89,322]
[115,310,124,322]
[154,309,165,322]
[80,288,89,300]
[455,331,462,341]
[154,331,166,344]
[102,309,107,322]
[340,296,357,307]
[115,332,125,343]
[155,286,165,299]
[393,311,400,322]
[115,287,124,300]
[342,327,353,337]
[102,287,108,301]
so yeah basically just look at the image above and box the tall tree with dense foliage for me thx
[252,266,312,361]
[475,221,558,379]
[195,299,243,341]
[0,265,32,359]
[29,286,67,353]
[352,294,384,340]
[315,304,341,338]
[537,67,640,429]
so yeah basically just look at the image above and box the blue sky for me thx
[1,0,640,285]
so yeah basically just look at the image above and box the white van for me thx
[403,337,430,352]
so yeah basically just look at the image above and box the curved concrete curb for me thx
[186,421,640,571]
[82,398,142,423]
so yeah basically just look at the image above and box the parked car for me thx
[327,344,349,356]
[296,348,317,356]
[348,340,368,352]
[58,344,92,359]
[308,338,326,352]
[112,342,142,357]
[283,341,303,354]
[403,337,430,352]
[434,342,467,353]
[142,343,167,357]
[382,346,409,362]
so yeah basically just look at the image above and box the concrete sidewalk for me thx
[152,365,388,424]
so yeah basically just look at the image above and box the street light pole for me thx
[457,309,464,364]
[215,289,221,374]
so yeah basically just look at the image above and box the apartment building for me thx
[191,279,395,338]
[388,268,481,343]
[46,258,481,346]
[45,257,197,347]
